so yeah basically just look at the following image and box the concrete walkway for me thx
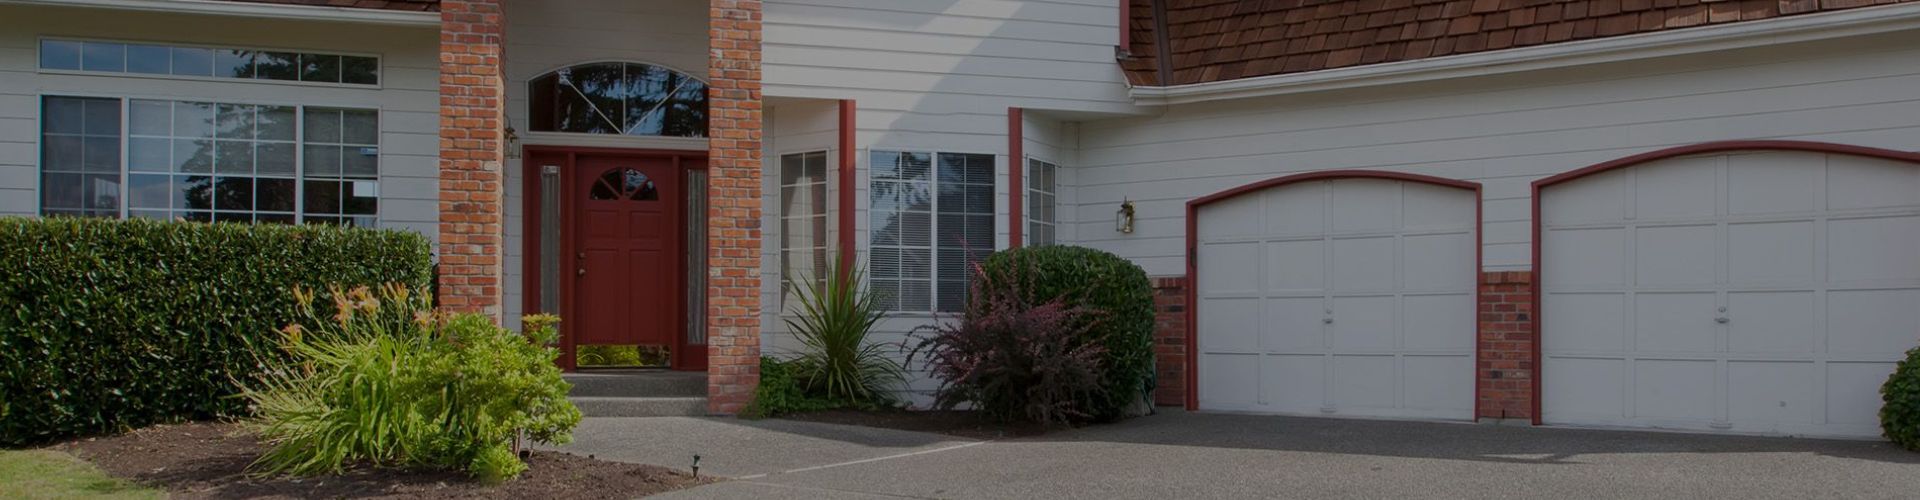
[551,412,1920,499]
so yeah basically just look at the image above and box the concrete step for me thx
[569,396,709,417]
[564,370,707,398]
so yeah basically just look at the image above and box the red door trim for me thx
[1184,170,1484,413]
[1527,140,1920,425]
[520,145,711,371]
[1008,107,1025,248]
[838,100,858,273]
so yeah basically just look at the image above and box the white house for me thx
[5,0,1919,438]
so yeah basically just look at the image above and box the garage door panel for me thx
[1199,298,1262,353]
[1542,169,1628,226]
[1544,228,1627,288]
[1727,152,1821,215]
[1331,236,1396,292]
[1546,357,1626,418]
[1197,195,1264,239]
[1330,296,1397,350]
[1402,183,1475,231]
[1827,362,1898,425]
[1727,291,1816,354]
[1329,179,1401,233]
[1198,241,1263,294]
[1828,215,1920,283]
[1403,294,1474,351]
[1828,156,1920,211]
[1545,293,1627,352]
[1403,355,1472,412]
[1403,232,1473,291]
[1332,355,1397,409]
[1632,156,1720,221]
[1263,297,1326,351]
[1261,355,1326,413]
[1262,182,1326,236]
[1199,353,1260,408]
[1265,239,1325,293]
[1634,292,1718,353]
[1727,221,1816,285]
[1728,361,1815,424]
[1634,225,1717,287]
[1632,359,1716,420]
[1825,289,1920,355]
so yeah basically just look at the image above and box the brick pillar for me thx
[437,0,507,318]
[1477,271,1536,420]
[1150,277,1189,407]
[705,0,764,414]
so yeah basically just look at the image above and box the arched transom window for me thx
[528,62,707,137]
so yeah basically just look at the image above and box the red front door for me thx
[572,155,680,365]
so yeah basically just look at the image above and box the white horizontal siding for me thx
[1072,31,1920,275]
[0,5,440,228]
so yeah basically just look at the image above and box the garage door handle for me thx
[1715,317,1729,324]
[1323,318,1334,324]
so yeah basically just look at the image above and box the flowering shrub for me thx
[243,284,580,483]
[911,263,1108,425]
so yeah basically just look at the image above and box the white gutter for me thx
[1130,3,1920,106]
[0,0,440,26]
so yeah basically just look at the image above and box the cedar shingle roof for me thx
[1121,0,1915,86]
[220,0,440,12]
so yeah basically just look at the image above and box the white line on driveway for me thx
[737,441,991,480]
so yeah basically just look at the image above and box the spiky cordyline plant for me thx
[783,263,903,406]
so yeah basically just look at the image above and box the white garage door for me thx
[1541,151,1920,438]
[1195,177,1477,420]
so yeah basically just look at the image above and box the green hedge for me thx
[0,217,433,446]
[979,245,1155,421]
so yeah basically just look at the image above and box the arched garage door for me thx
[1191,173,1478,420]
[1539,146,1920,437]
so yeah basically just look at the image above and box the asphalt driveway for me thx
[548,412,1920,499]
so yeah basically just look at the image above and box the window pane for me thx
[83,174,120,210]
[128,137,172,172]
[42,136,82,171]
[129,100,171,136]
[215,177,253,211]
[42,97,84,134]
[257,178,295,212]
[343,180,377,215]
[257,106,296,141]
[341,56,378,84]
[126,44,170,74]
[174,140,212,173]
[127,174,172,209]
[304,145,341,176]
[82,137,119,172]
[40,40,81,70]
[80,42,124,72]
[256,143,295,175]
[216,49,252,78]
[216,104,254,140]
[41,173,82,209]
[173,102,215,138]
[83,99,119,136]
[303,108,341,143]
[341,109,378,144]
[299,54,340,83]
[171,47,213,76]
[255,52,298,80]
[214,140,253,174]
[182,175,213,210]
[303,179,340,214]
[257,213,294,224]
[343,147,378,177]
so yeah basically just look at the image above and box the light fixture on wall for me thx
[504,125,521,159]
[1116,198,1135,234]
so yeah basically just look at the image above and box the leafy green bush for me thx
[245,285,580,483]
[911,262,1108,424]
[976,245,1154,421]
[1881,345,1920,449]
[0,217,432,446]
[740,357,839,419]
[782,264,902,405]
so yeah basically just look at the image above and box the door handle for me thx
[577,268,587,276]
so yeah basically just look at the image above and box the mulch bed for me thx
[48,422,711,499]
[778,409,1063,440]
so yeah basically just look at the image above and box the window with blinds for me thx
[870,150,995,312]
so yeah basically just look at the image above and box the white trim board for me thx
[0,0,441,26]
[1129,3,1920,106]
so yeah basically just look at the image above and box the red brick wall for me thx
[1477,270,1536,420]
[1151,276,1189,407]
[436,0,507,318]
[705,0,764,415]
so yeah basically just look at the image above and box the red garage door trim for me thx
[1527,140,1920,425]
[1185,170,1485,413]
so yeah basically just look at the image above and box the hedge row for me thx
[0,217,433,446]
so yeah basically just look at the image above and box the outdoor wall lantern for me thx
[1116,198,1136,234]
[504,125,522,159]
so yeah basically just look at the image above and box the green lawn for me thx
[0,450,164,499]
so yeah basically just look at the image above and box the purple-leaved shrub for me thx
[911,262,1109,425]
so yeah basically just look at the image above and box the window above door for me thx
[527,62,707,138]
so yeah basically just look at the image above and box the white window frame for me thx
[35,93,382,226]
[36,36,383,89]
[777,149,831,311]
[1026,156,1058,246]
[868,149,998,314]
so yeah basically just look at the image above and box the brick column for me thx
[1150,277,1189,407]
[1477,271,1536,420]
[705,0,764,414]
[437,0,507,318]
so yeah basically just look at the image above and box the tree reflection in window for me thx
[590,168,658,201]
[529,62,707,137]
